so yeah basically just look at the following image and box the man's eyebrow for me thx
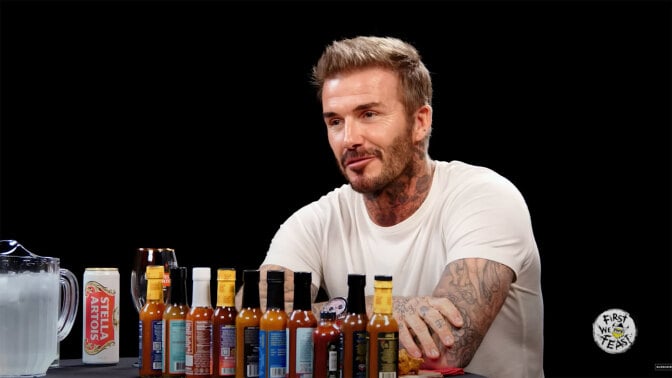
[322,102,381,119]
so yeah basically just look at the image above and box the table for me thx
[47,357,486,377]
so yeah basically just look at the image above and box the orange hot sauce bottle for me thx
[287,272,317,378]
[342,274,368,378]
[213,268,238,377]
[163,266,190,377]
[235,270,262,378]
[259,270,288,378]
[140,265,166,377]
[366,275,398,378]
[186,267,214,378]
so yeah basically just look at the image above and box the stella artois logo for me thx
[84,281,118,355]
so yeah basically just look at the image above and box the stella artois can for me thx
[82,267,120,364]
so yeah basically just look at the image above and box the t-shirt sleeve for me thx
[260,204,325,289]
[443,172,537,280]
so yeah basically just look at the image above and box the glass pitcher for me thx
[0,240,78,377]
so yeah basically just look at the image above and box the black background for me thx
[1,1,670,377]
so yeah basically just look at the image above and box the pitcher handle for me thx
[58,268,79,341]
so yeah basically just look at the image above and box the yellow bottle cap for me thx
[218,268,236,281]
[146,265,165,279]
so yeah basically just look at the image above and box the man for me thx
[248,36,544,378]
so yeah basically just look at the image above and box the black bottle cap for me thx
[170,266,187,281]
[320,311,337,321]
[374,275,392,281]
[294,271,312,287]
[267,270,284,283]
[348,274,366,286]
[243,269,259,283]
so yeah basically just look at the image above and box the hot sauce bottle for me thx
[366,275,398,378]
[286,272,317,378]
[259,270,288,378]
[312,311,341,378]
[140,265,166,377]
[163,266,189,377]
[236,270,262,378]
[186,267,214,378]
[342,274,368,378]
[213,268,238,377]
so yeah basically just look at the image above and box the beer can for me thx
[82,267,120,364]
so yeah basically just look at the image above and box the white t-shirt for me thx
[262,160,544,378]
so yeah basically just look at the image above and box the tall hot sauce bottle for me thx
[342,274,368,378]
[312,311,342,378]
[236,270,262,378]
[163,267,190,377]
[213,268,238,377]
[259,270,288,378]
[286,272,317,378]
[186,267,214,378]
[366,275,398,378]
[139,265,166,377]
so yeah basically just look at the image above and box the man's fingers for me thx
[418,305,455,347]
[404,312,440,358]
[398,321,422,358]
[429,297,464,328]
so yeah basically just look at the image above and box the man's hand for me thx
[393,296,463,359]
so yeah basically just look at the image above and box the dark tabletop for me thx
[47,357,487,377]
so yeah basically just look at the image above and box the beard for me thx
[339,128,416,194]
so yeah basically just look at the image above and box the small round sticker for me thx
[593,308,636,354]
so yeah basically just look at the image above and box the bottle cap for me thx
[267,270,284,283]
[374,275,393,289]
[294,271,311,288]
[170,266,187,281]
[374,275,392,281]
[243,269,259,283]
[217,268,236,281]
[146,265,164,279]
[320,311,337,321]
[192,267,211,280]
[348,273,366,286]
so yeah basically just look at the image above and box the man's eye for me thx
[328,119,342,127]
[363,111,376,119]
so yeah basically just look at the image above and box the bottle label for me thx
[351,330,367,377]
[185,319,213,375]
[377,332,398,375]
[243,326,260,377]
[167,320,187,373]
[150,319,163,370]
[259,330,287,378]
[295,327,314,375]
[138,321,143,368]
[218,325,236,376]
[327,341,340,377]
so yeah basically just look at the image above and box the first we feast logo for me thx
[593,308,637,354]
[84,281,116,355]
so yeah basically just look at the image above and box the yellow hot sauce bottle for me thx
[366,275,398,378]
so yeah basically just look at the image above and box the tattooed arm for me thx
[393,258,514,368]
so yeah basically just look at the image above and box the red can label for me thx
[84,281,116,354]
[83,268,120,364]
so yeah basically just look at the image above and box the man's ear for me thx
[413,104,433,143]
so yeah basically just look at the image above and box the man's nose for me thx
[343,120,363,149]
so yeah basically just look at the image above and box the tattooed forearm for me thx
[431,258,514,367]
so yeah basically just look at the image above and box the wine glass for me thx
[130,247,178,367]
[130,247,178,312]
